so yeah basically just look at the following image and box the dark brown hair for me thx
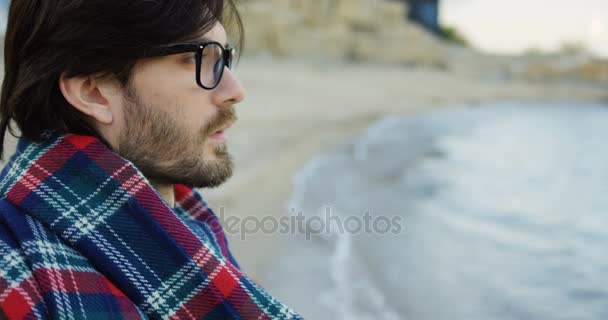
[0,0,243,160]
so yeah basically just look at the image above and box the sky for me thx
[441,0,608,57]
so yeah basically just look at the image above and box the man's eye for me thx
[183,55,196,63]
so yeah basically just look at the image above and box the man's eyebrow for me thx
[198,36,229,47]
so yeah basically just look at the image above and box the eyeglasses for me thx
[145,41,235,90]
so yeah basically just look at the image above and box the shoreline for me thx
[201,56,607,281]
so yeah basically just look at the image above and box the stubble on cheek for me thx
[117,87,236,187]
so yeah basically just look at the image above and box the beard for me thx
[117,84,236,188]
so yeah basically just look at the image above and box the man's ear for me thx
[58,72,117,125]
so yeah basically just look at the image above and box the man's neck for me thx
[150,182,175,208]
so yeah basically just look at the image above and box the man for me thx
[0,0,301,319]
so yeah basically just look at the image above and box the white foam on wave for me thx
[271,102,608,320]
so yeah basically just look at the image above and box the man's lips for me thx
[210,122,234,141]
[210,131,226,141]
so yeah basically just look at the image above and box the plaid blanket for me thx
[0,132,302,319]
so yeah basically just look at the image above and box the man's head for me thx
[0,0,245,188]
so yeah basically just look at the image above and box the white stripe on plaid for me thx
[23,236,88,317]
[15,161,161,305]
[27,262,99,274]
[177,224,222,267]
[72,176,206,316]
[174,197,224,261]
[62,173,147,242]
[133,188,243,317]
[26,215,76,320]
[0,139,61,195]
[181,195,207,220]
[230,270,280,319]
[195,222,222,258]
[141,245,217,318]
[211,263,282,319]
[81,223,166,312]
[164,257,227,319]
[16,160,148,251]
[1,135,304,319]
[0,243,46,319]
[32,162,136,231]
[17,157,207,316]
[0,244,33,297]
[237,272,301,320]
[103,225,183,313]
[139,210,241,317]
[21,241,89,262]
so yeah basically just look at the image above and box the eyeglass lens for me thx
[200,43,225,88]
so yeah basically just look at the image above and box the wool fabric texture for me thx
[0,132,301,319]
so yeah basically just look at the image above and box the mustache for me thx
[202,105,237,137]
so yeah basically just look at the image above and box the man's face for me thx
[116,23,245,188]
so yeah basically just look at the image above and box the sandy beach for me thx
[201,56,608,281]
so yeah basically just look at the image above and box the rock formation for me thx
[238,0,448,66]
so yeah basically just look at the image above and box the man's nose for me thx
[213,67,246,107]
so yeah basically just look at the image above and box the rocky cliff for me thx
[238,0,448,66]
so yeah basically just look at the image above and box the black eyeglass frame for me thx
[144,41,235,90]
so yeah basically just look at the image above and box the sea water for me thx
[266,102,608,320]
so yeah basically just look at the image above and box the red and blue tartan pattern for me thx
[0,132,302,319]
